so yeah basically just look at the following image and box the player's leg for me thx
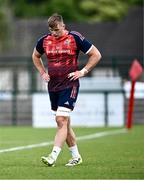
[65,118,82,166]
[54,108,71,147]
[42,108,71,166]
[41,91,60,166]
[66,119,76,147]
[41,90,71,166]
[41,117,68,167]
[62,86,82,166]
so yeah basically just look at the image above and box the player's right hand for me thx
[41,72,50,82]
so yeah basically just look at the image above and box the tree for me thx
[9,0,143,22]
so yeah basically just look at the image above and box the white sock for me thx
[69,145,81,158]
[51,146,61,161]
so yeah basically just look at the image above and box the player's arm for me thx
[84,45,101,73]
[68,45,101,80]
[32,48,45,74]
[32,48,50,82]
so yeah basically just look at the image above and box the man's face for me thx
[49,23,65,38]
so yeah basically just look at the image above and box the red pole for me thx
[127,80,136,129]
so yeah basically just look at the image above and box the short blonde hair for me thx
[48,13,64,29]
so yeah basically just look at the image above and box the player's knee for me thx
[56,116,68,128]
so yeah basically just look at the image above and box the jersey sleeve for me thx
[35,35,47,55]
[70,31,93,54]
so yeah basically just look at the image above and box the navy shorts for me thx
[49,86,79,111]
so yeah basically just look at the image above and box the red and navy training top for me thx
[35,30,93,92]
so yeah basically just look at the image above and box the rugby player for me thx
[32,13,101,167]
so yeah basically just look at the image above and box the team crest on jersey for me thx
[64,39,70,45]
[48,41,52,45]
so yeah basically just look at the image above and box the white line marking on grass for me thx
[0,141,53,153]
[0,128,127,154]
[77,128,127,141]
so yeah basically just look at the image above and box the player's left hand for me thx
[68,71,84,81]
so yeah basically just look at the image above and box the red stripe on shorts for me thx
[70,86,77,99]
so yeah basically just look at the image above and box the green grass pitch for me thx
[0,125,144,179]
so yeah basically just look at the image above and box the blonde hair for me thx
[48,13,64,29]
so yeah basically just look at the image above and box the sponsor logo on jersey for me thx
[46,49,71,54]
